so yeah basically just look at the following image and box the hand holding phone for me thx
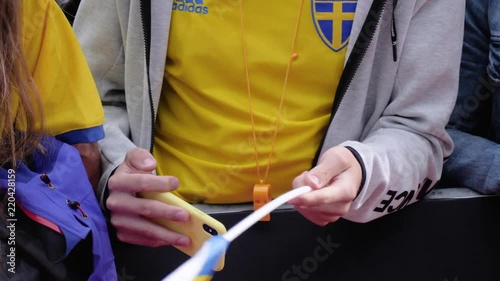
[138,191,227,271]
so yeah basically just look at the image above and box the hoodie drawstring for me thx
[391,0,398,62]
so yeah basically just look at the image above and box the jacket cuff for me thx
[344,146,366,199]
[96,165,119,219]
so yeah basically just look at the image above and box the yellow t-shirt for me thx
[16,0,104,143]
[155,0,357,203]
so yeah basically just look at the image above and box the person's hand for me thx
[289,146,362,226]
[106,148,192,247]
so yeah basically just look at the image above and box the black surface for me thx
[58,0,81,25]
[111,196,500,281]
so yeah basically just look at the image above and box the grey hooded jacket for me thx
[73,0,465,222]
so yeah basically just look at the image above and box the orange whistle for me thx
[253,183,272,221]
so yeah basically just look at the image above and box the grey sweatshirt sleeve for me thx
[73,0,137,209]
[341,0,465,222]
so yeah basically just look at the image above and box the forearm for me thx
[343,0,464,222]
[73,142,101,191]
[341,129,447,222]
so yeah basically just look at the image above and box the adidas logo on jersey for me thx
[173,0,209,15]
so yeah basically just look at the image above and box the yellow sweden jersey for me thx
[155,0,357,203]
[17,0,104,144]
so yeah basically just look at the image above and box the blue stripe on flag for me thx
[197,236,229,277]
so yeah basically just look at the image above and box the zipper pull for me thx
[40,173,55,188]
[66,199,89,219]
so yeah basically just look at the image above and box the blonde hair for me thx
[0,0,43,167]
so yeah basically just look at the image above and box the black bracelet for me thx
[344,146,366,200]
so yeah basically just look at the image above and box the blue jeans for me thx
[441,0,500,193]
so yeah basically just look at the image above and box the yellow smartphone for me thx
[138,191,227,271]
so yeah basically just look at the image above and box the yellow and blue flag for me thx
[162,186,313,281]
[162,235,229,281]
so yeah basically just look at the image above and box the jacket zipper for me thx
[391,0,399,62]
[140,0,156,154]
[312,0,389,165]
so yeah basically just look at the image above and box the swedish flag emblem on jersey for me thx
[312,0,357,51]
